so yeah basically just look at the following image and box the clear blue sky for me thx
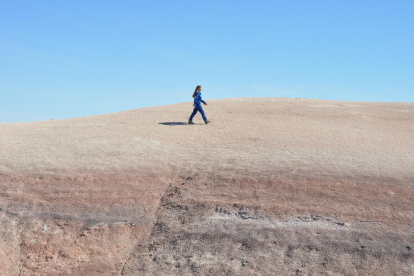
[1,1,413,122]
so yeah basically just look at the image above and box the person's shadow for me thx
[159,122,187,126]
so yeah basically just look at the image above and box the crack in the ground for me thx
[120,166,192,275]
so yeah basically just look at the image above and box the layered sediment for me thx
[0,98,413,275]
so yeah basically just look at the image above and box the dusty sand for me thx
[0,98,413,275]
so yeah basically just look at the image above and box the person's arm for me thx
[200,93,207,105]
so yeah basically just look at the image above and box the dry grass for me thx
[0,98,413,275]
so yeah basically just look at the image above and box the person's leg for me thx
[198,105,207,121]
[189,106,199,121]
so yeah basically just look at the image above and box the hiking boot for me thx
[204,120,211,124]
[188,120,195,125]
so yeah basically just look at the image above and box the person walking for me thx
[188,85,211,124]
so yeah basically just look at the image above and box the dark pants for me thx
[189,104,207,121]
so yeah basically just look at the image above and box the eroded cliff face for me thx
[0,98,413,275]
[122,167,414,275]
[0,172,169,275]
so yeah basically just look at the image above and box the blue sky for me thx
[1,1,413,122]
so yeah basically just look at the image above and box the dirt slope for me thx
[0,98,413,275]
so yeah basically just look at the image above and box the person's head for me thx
[192,85,202,98]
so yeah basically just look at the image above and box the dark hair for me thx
[192,85,202,98]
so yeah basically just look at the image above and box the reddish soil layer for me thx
[0,98,413,275]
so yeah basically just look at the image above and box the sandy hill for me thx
[0,98,413,275]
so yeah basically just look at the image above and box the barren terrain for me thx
[0,98,413,275]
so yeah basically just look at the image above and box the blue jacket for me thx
[194,92,206,106]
